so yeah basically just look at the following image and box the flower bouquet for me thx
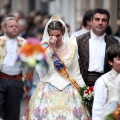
[17,37,48,95]
[80,85,94,116]
[18,37,48,68]
[80,86,94,106]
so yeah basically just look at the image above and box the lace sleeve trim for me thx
[63,43,76,64]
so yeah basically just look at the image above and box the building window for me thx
[40,1,48,14]
[29,0,35,12]
[117,0,120,19]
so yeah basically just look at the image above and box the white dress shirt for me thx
[88,30,106,73]
[1,36,22,75]
[92,75,107,120]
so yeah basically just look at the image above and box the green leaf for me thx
[105,114,115,120]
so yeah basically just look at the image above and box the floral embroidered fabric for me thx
[22,82,88,120]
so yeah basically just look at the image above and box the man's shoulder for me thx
[95,72,110,87]
[77,32,90,39]
[0,36,26,42]
[99,72,111,85]
[17,36,26,46]
[17,36,26,42]
[101,72,110,79]
[105,35,119,44]
[0,36,5,41]
[76,32,90,43]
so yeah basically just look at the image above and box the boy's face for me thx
[108,57,120,73]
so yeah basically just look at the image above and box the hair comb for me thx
[50,15,61,20]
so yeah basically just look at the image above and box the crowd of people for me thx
[0,7,120,120]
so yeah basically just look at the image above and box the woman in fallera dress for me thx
[22,15,89,120]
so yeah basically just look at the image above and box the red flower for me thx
[85,89,89,94]
[88,86,94,92]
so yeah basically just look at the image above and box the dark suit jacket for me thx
[76,32,119,82]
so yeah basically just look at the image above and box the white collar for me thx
[109,69,119,83]
[90,30,106,41]
[110,69,119,77]
[4,34,17,41]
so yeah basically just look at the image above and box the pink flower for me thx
[27,37,40,45]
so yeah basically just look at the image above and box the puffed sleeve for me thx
[35,47,55,79]
[92,77,107,120]
[70,45,86,88]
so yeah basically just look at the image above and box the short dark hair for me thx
[82,10,93,27]
[47,21,65,35]
[107,44,120,62]
[92,8,110,22]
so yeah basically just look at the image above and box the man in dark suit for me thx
[77,8,119,87]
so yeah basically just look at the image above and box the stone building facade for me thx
[1,0,120,33]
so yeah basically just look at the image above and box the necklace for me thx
[54,44,66,52]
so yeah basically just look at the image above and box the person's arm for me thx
[92,77,107,120]
[35,47,54,79]
[70,45,86,87]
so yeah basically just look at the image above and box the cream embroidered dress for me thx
[22,42,88,120]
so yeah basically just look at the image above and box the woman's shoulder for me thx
[67,42,76,50]
[68,42,78,55]
[63,42,76,64]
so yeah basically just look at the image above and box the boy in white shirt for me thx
[92,44,120,120]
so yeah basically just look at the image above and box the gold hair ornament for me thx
[50,15,61,20]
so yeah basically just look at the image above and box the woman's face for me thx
[49,30,63,45]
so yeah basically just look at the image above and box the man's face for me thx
[3,19,19,39]
[91,13,109,36]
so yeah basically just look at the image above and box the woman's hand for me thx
[49,36,57,51]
